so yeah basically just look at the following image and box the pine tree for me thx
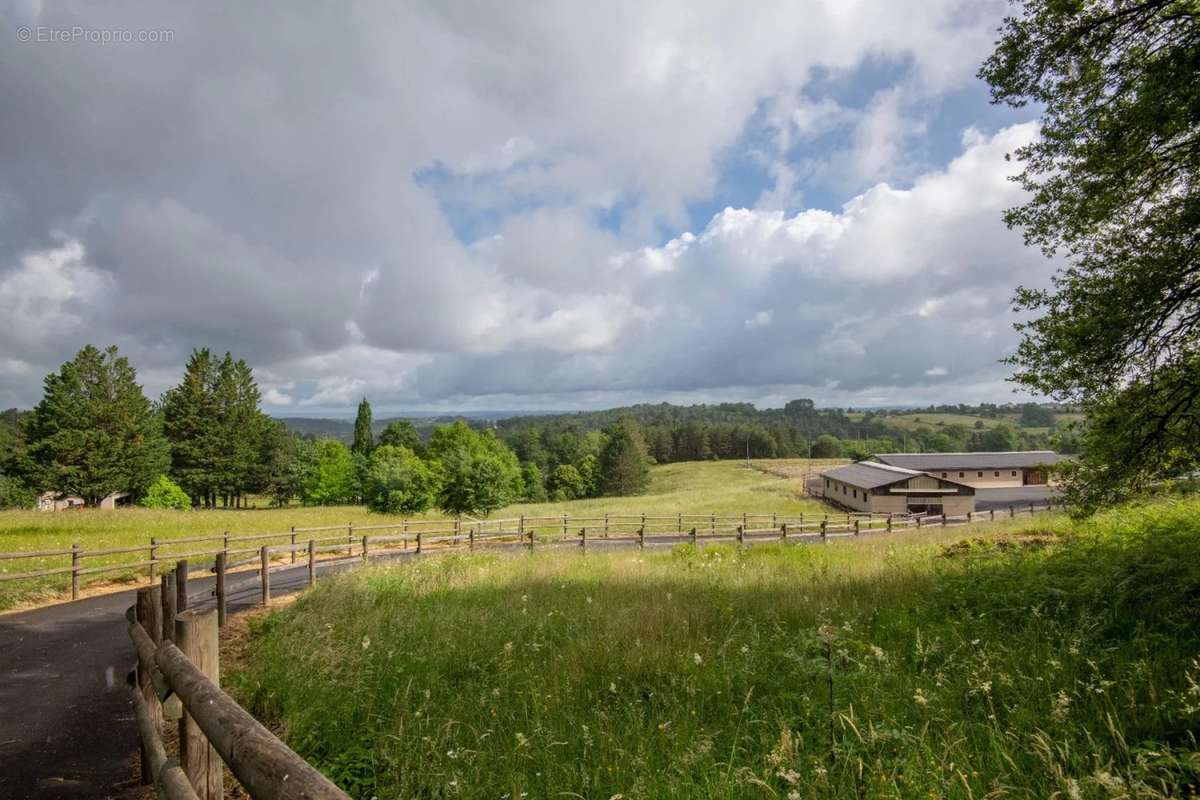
[25,345,168,506]
[597,418,650,496]
[352,397,374,457]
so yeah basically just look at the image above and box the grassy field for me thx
[853,411,1085,436]
[0,460,827,610]
[230,497,1200,799]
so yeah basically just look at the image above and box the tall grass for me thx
[231,498,1200,798]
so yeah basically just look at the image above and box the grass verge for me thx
[229,497,1200,798]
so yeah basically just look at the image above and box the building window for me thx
[959,472,965,478]
[994,471,1000,477]
[978,471,983,478]
[852,489,857,499]
[941,472,947,477]
[825,479,830,488]
[1011,471,1017,476]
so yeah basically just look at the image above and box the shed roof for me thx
[820,461,922,490]
[870,451,1066,471]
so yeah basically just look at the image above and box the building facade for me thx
[868,451,1066,489]
[820,461,975,515]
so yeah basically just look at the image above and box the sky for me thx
[0,1,1051,416]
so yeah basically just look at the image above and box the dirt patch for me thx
[939,533,1059,558]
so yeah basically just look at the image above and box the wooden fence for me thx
[115,502,1056,799]
[0,505,1057,605]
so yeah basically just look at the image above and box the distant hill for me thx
[275,411,542,442]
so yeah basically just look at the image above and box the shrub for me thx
[0,475,37,510]
[139,475,191,510]
[364,446,439,515]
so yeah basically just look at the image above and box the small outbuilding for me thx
[820,461,975,516]
[868,451,1066,489]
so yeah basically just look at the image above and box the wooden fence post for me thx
[469,526,476,551]
[990,508,996,521]
[710,512,716,535]
[260,546,270,605]
[780,523,787,542]
[854,519,860,536]
[148,537,157,583]
[290,526,297,564]
[347,523,354,556]
[176,608,222,799]
[416,530,423,555]
[916,515,923,529]
[690,526,697,546]
[70,543,80,600]
[580,527,587,551]
[161,572,176,644]
[737,524,744,545]
[135,586,163,785]
[175,560,189,612]
[528,527,535,552]
[215,552,226,628]
[307,540,316,586]
[742,512,747,531]
[1010,505,1016,518]
[941,513,948,527]
[562,513,568,539]
[886,513,893,533]
[638,525,645,549]
[361,535,369,564]
[604,513,609,538]
[519,516,525,542]
[820,520,828,543]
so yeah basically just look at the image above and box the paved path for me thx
[0,552,389,799]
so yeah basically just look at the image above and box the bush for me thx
[365,446,439,515]
[139,475,191,510]
[0,475,37,510]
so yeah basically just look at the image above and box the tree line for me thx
[0,345,652,514]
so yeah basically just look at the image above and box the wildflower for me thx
[693,652,703,666]
[1066,778,1082,800]
[913,688,929,707]
[504,641,514,654]
[361,636,371,650]
[515,732,529,748]
[778,769,800,785]
[609,681,617,693]
[1052,689,1071,720]
[870,645,886,662]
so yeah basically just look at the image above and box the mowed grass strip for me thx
[0,460,825,610]
[229,498,1200,799]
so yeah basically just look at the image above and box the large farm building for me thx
[820,451,1065,515]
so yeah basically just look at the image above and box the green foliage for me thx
[1018,403,1055,428]
[519,462,547,502]
[427,422,522,516]
[364,446,439,515]
[139,475,191,510]
[377,420,423,455]
[161,349,276,507]
[0,475,36,510]
[597,418,650,496]
[810,433,843,458]
[980,1,1200,511]
[547,463,584,501]
[24,345,168,505]
[351,398,374,457]
[974,422,1020,452]
[235,498,1200,799]
[302,439,356,505]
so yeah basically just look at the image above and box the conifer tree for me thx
[25,345,168,506]
[352,397,374,457]
[597,418,650,496]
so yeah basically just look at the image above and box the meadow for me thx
[0,460,828,610]
[230,497,1200,799]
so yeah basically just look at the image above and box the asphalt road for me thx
[0,550,398,799]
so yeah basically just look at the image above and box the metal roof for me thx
[820,461,922,490]
[870,451,1067,471]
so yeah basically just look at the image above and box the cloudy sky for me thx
[0,1,1050,415]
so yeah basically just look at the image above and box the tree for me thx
[976,424,1020,452]
[352,397,374,456]
[364,445,439,514]
[810,434,843,459]
[548,463,584,501]
[25,345,168,506]
[140,475,192,510]
[427,421,522,516]
[0,476,36,510]
[378,420,423,455]
[1018,403,1055,428]
[597,418,650,496]
[520,461,547,502]
[980,1,1200,510]
[302,439,356,505]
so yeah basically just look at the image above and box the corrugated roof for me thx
[871,451,1067,470]
[820,461,921,490]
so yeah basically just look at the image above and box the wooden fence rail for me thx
[1,505,1056,602]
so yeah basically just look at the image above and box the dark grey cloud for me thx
[0,0,1040,412]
